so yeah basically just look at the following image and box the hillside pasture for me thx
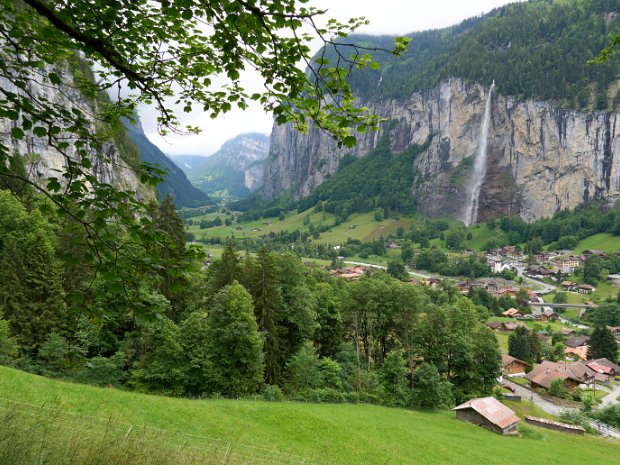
[0,367,618,465]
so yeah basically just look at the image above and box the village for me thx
[327,245,620,437]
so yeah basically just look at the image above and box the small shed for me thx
[502,354,530,375]
[452,397,519,435]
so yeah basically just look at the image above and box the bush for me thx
[548,378,566,398]
[559,409,596,434]
[262,384,284,402]
[591,404,620,429]
[76,355,124,387]
[570,388,583,402]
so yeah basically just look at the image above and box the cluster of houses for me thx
[452,354,620,436]
[487,317,601,361]
[455,278,532,299]
[560,281,596,294]
[486,246,614,285]
[526,359,619,391]
[501,353,619,393]
[328,266,368,280]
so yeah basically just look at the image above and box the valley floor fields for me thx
[0,366,618,465]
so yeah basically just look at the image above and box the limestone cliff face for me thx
[0,66,145,198]
[263,78,620,222]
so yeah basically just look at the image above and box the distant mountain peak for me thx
[180,133,270,200]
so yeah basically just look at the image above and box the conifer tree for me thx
[209,239,241,292]
[0,211,67,353]
[156,195,189,319]
[587,325,618,363]
[248,246,283,385]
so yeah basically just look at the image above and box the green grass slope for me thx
[0,367,618,465]
[575,233,620,253]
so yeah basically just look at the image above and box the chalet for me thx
[565,346,589,361]
[329,267,367,280]
[496,287,518,298]
[587,358,620,376]
[526,289,539,301]
[526,361,598,392]
[422,277,441,288]
[536,333,550,344]
[608,274,620,285]
[565,336,590,349]
[502,307,522,318]
[500,246,520,258]
[536,252,552,263]
[577,284,595,294]
[538,309,558,322]
[607,326,620,344]
[502,354,530,375]
[560,327,576,337]
[501,321,528,332]
[527,265,555,278]
[456,281,472,294]
[582,249,607,257]
[385,242,401,250]
[453,397,519,435]
[485,321,503,331]
[561,281,577,291]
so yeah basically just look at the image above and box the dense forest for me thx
[0,184,502,407]
[337,0,619,110]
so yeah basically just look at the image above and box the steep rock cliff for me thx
[263,78,620,222]
[0,66,148,200]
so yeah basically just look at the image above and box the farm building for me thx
[502,355,530,375]
[452,397,519,435]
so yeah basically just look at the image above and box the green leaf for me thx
[342,136,357,147]
[48,72,62,85]
[33,126,47,137]
[11,127,25,140]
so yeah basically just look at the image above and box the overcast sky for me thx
[141,0,522,157]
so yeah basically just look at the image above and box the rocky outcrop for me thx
[263,78,620,222]
[0,66,147,199]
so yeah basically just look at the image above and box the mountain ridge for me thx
[123,118,211,208]
[187,133,270,200]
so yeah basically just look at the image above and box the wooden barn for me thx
[452,397,519,435]
[502,354,530,375]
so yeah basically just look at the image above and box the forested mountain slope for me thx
[124,118,211,208]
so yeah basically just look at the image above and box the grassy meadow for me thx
[574,233,620,253]
[0,366,619,465]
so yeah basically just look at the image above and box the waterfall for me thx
[463,81,494,226]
